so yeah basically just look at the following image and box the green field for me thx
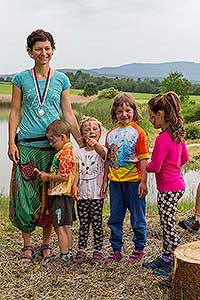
[0,82,82,97]
[0,82,12,94]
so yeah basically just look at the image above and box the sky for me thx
[1,0,200,74]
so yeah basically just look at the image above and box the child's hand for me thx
[34,168,49,182]
[138,181,148,198]
[100,181,108,199]
[86,137,97,147]
[71,184,80,200]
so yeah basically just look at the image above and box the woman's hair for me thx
[80,116,102,134]
[26,29,56,56]
[148,91,185,143]
[46,120,71,138]
[111,93,141,124]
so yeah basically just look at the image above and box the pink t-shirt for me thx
[146,131,188,192]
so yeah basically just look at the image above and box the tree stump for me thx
[171,240,200,300]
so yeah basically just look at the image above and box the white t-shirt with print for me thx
[76,147,107,200]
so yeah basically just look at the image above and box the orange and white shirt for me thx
[48,142,76,196]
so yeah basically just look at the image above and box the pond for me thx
[1,120,200,202]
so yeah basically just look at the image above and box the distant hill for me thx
[59,61,200,83]
[2,61,200,82]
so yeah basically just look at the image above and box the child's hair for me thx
[27,29,56,56]
[111,93,141,124]
[148,91,185,143]
[46,119,71,138]
[79,116,102,134]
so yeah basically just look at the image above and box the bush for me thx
[98,87,119,99]
[83,82,98,96]
[185,125,200,140]
[183,103,200,122]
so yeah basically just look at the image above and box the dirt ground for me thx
[0,210,199,300]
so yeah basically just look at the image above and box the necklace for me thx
[32,68,51,116]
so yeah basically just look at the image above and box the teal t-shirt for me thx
[12,69,71,147]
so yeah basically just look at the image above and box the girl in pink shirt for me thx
[143,91,188,277]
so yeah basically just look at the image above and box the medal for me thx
[38,109,45,116]
[32,67,51,117]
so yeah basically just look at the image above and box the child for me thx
[35,119,76,262]
[103,93,150,265]
[73,116,107,265]
[143,91,189,276]
[178,182,200,233]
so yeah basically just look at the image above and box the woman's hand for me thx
[8,143,19,164]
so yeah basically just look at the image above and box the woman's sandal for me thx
[40,244,55,261]
[20,246,35,263]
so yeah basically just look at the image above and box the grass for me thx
[1,81,200,103]
[0,82,12,94]
[0,109,10,120]
[0,82,82,96]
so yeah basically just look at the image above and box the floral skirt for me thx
[9,144,56,233]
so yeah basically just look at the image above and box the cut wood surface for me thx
[172,240,200,300]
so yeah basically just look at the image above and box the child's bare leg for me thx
[195,183,200,218]
[54,225,69,254]
[65,225,72,250]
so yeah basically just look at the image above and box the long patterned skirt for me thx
[9,144,56,233]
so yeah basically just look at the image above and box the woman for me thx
[8,29,83,263]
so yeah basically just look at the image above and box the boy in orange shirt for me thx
[35,119,76,262]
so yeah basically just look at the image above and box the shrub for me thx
[183,103,200,122]
[83,82,98,96]
[185,125,200,140]
[98,87,119,99]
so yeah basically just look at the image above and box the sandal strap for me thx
[41,244,55,260]
[22,246,34,254]
[20,254,33,261]
[41,244,51,251]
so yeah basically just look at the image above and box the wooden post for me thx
[171,240,200,300]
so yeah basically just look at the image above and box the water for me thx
[1,120,200,202]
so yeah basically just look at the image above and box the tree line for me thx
[1,70,200,98]
[65,70,200,97]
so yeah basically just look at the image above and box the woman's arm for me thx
[8,85,22,164]
[61,89,85,147]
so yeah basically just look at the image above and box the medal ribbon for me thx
[32,68,51,107]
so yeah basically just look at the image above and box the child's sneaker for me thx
[128,250,144,264]
[104,251,122,265]
[73,250,86,264]
[60,252,73,264]
[143,256,173,276]
[90,250,104,265]
[153,261,173,277]
[143,256,169,270]
[178,216,200,233]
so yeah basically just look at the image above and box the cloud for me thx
[1,0,200,73]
